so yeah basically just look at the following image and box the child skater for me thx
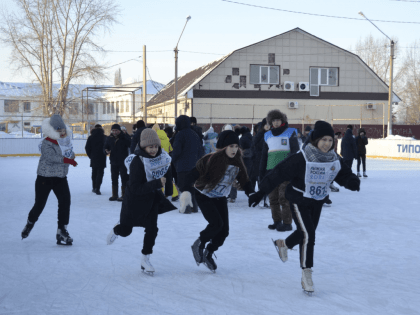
[107,129,176,275]
[21,114,78,245]
[179,130,254,272]
[249,121,360,295]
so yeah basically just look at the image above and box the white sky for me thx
[0,0,419,86]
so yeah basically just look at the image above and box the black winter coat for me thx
[260,151,359,206]
[355,135,368,155]
[120,148,176,227]
[130,126,147,153]
[85,128,107,168]
[260,123,300,179]
[250,129,266,181]
[104,132,131,166]
[192,125,204,141]
[240,131,253,151]
[340,129,358,160]
[172,115,204,173]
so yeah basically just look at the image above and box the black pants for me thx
[111,164,129,188]
[91,167,105,190]
[28,175,71,226]
[196,192,229,252]
[114,208,159,255]
[344,159,353,170]
[228,186,237,200]
[177,171,198,212]
[285,202,323,269]
[357,154,366,172]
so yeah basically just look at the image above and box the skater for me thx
[260,110,299,232]
[85,124,107,195]
[104,124,131,201]
[356,128,368,177]
[249,121,360,294]
[21,115,77,245]
[179,130,254,272]
[106,129,176,275]
[340,125,358,170]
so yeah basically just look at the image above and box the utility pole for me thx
[143,45,147,125]
[388,41,394,136]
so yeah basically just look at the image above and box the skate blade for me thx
[203,263,216,273]
[191,246,202,266]
[303,290,314,297]
[141,267,154,276]
[56,241,72,246]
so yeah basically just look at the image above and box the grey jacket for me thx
[37,139,69,178]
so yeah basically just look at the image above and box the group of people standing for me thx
[21,111,363,295]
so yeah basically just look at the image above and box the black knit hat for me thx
[216,130,240,149]
[305,125,312,132]
[311,121,335,141]
[190,117,197,124]
[111,124,121,131]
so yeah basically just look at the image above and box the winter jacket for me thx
[119,147,176,227]
[130,126,147,153]
[203,127,218,155]
[37,139,70,178]
[157,130,172,154]
[240,131,253,151]
[104,132,131,166]
[172,115,204,172]
[250,128,266,181]
[259,151,359,206]
[260,123,299,179]
[192,125,204,141]
[355,131,368,155]
[85,128,107,168]
[340,129,358,160]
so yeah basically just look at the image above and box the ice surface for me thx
[0,157,419,314]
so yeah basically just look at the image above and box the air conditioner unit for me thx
[299,82,310,92]
[284,81,294,91]
[288,101,299,109]
[366,103,376,110]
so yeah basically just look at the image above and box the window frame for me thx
[309,67,339,97]
[23,102,31,113]
[4,100,20,113]
[249,64,280,85]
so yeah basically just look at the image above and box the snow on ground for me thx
[0,157,419,315]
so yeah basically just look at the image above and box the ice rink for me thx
[0,156,419,315]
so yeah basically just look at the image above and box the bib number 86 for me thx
[309,185,327,196]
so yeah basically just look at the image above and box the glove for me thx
[179,191,193,213]
[347,178,360,191]
[248,190,265,207]
[63,157,78,167]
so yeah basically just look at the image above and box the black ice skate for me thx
[203,248,217,273]
[56,225,73,245]
[191,238,204,265]
[21,220,35,239]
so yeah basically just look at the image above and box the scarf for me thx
[304,143,338,163]
[39,136,74,159]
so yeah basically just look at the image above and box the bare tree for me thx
[114,67,122,86]
[0,0,120,116]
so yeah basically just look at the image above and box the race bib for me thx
[199,165,240,198]
[125,150,172,182]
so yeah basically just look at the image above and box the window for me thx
[0,123,6,131]
[232,68,239,76]
[126,100,129,113]
[103,102,106,114]
[24,102,31,112]
[4,100,19,113]
[69,103,79,115]
[88,103,94,115]
[24,122,30,126]
[268,53,275,63]
[111,102,114,113]
[116,101,120,113]
[309,67,338,96]
[250,65,280,84]
[107,102,110,114]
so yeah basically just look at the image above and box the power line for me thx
[221,0,420,24]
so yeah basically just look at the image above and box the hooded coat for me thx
[85,128,107,168]
[157,129,172,154]
[172,115,204,172]
[119,147,176,227]
[355,128,368,155]
[340,129,358,160]
[130,126,147,153]
[104,131,131,166]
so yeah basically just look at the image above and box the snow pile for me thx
[384,135,416,140]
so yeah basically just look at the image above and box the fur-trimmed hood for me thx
[266,109,288,126]
[41,117,72,140]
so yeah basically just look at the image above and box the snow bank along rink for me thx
[0,157,419,315]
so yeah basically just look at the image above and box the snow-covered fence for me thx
[0,139,87,156]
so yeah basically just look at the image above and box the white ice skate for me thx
[141,254,155,276]
[106,229,118,245]
[272,238,288,262]
[301,268,314,296]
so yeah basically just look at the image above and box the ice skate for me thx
[56,225,73,245]
[363,172,368,178]
[301,268,314,296]
[191,238,204,265]
[107,228,118,245]
[21,220,35,239]
[357,172,361,177]
[272,238,288,262]
[330,183,339,192]
[141,254,155,276]
[203,248,217,273]
[323,198,332,207]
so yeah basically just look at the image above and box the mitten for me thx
[63,158,78,167]
[248,190,265,207]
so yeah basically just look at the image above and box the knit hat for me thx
[152,123,160,132]
[216,130,240,149]
[190,117,197,124]
[94,124,102,129]
[49,114,66,130]
[305,125,312,132]
[140,129,161,148]
[311,121,335,141]
[111,124,121,131]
